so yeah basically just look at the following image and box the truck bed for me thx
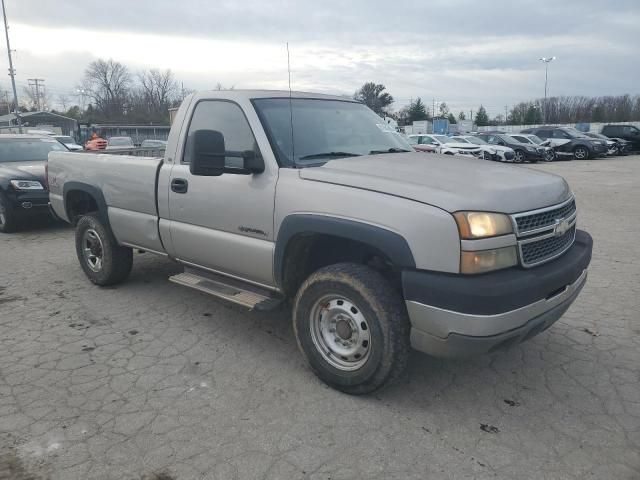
[48,152,165,252]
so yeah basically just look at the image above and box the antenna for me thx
[286,42,295,163]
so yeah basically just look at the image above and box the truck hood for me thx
[298,153,571,214]
[0,161,46,184]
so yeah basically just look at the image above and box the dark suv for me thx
[520,126,607,160]
[601,124,640,152]
[474,132,546,163]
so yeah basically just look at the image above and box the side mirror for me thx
[241,150,265,173]
[189,130,225,176]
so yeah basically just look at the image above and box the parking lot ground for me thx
[1,156,639,480]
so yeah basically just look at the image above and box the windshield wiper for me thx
[369,148,413,154]
[298,152,361,160]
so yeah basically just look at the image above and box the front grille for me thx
[504,151,515,160]
[521,226,576,266]
[515,199,576,234]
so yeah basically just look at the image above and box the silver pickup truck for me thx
[48,90,593,394]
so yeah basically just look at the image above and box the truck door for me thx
[167,100,277,287]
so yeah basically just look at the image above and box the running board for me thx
[169,268,283,311]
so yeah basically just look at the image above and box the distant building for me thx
[79,124,171,145]
[0,111,78,137]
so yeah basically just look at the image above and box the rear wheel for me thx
[293,263,410,395]
[573,146,590,160]
[75,214,133,285]
[483,151,492,161]
[0,193,17,233]
[513,150,526,163]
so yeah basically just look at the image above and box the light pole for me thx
[539,56,556,124]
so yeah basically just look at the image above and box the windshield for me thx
[0,138,67,162]
[54,136,74,143]
[252,98,412,166]
[465,136,487,145]
[433,135,453,144]
[451,137,470,144]
[109,137,134,146]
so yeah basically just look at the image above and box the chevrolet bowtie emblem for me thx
[554,218,571,237]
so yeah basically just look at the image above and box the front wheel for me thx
[513,150,526,163]
[573,146,590,160]
[75,214,133,285]
[544,149,556,162]
[293,263,410,395]
[0,193,17,233]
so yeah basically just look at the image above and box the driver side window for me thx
[183,101,260,169]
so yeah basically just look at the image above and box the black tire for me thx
[573,145,590,160]
[0,192,18,233]
[75,214,133,286]
[543,149,556,162]
[293,263,410,395]
[483,151,492,161]
[513,150,526,163]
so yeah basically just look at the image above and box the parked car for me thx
[0,134,68,232]
[106,136,135,150]
[140,139,168,148]
[407,135,438,153]
[474,132,544,163]
[411,134,482,157]
[520,126,607,160]
[53,135,83,151]
[48,90,592,394]
[600,124,640,152]
[508,134,556,161]
[581,132,618,156]
[450,135,516,162]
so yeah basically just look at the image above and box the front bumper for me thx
[8,190,50,213]
[403,230,593,358]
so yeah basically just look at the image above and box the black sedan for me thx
[474,132,549,163]
[0,134,68,233]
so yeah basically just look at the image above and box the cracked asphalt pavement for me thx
[1,156,639,479]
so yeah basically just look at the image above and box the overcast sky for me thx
[3,0,639,116]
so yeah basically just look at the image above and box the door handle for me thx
[171,178,188,193]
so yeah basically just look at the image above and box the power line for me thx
[28,78,45,110]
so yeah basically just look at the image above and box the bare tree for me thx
[82,59,131,120]
[137,69,179,120]
[58,94,69,111]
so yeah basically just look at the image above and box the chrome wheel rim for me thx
[309,295,371,371]
[575,148,587,159]
[82,228,104,272]
[514,151,525,163]
[0,203,5,227]
[544,150,555,162]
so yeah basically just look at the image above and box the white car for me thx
[508,134,556,162]
[414,134,482,157]
[451,135,516,162]
[53,135,83,151]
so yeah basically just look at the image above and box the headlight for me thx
[10,180,44,190]
[453,212,513,239]
[460,247,518,274]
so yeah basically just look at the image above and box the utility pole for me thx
[432,98,435,119]
[505,105,508,125]
[28,78,45,110]
[470,110,473,123]
[2,0,21,132]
